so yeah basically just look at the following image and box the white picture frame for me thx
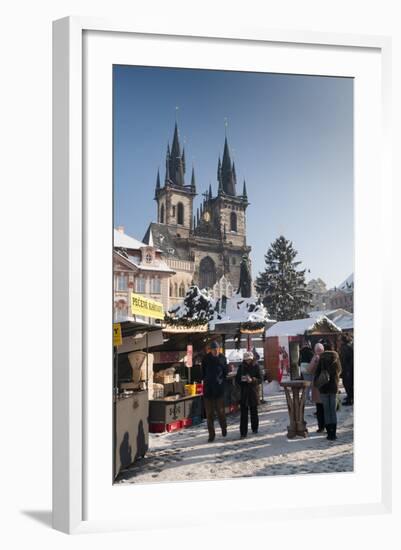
[52,16,392,534]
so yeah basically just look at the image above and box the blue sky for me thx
[113,65,353,289]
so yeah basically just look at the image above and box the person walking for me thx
[201,340,228,443]
[307,342,325,433]
[339,334,354,406]
[314,340,342,441]
[299,340,314,402]
[235,351,262,438]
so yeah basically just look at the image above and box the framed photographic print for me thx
[53,17,392,534]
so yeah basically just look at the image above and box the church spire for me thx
[232,161,237,186]
[168,122,185,187]
[208,183,212,199]
[221,137,236,196]
[242,179,248,201]
[181,147,186,173]
[191,166,196,192]
[154,169,161,198]
[217,157,223,194]
[165,143,171,184]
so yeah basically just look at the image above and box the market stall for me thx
[113,293,165,477]
[264,315,342,382]
[148,324,210,432]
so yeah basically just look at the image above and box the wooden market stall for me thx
[147,324,212,432]
[113,319,164,478]
[264,315,342,382]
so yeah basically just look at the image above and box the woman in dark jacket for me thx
[235,351,262,438]
[313,340,342,441]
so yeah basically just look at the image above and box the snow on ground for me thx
[116,386,353,485]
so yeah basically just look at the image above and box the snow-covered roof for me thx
[212,293,269,326]
[114,229,146,250]
[114,250,175,274]
[309,308,353,330]
[338,273,354,292]
[266,315,341,337]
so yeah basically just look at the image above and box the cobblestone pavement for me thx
[116,389,353,484]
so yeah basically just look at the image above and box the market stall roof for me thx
[151,330,213,353]
[119,319,163,338]
[265,315,341,337]
[308,308,353,331]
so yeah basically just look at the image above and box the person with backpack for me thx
[313,340,342,441]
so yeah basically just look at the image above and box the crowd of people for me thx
[201,334,354,444]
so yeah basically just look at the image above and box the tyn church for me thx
[143,122,251,305]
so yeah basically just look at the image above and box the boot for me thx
[331,424,337,440]
[325,425,331,440]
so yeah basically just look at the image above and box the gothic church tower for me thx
[154,122,196,238]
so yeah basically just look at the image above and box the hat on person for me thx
[243,351,254,361]
[210,341,219,350]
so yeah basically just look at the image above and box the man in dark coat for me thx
[235,351,262,438]
[201,341,228,442]
[314,341,342,441]
[339,334,354,405]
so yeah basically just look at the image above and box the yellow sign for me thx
[131,293,164,320]
[113,323,122,347]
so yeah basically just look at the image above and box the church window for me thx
[172,205,176,217]
[230,211,237,232]
[199,256,217,290]
[174,283,178,297]
[179,282,185,297]
[232,256,237,265]
[177,202,184,225]
[170,282,173,296]
[160,203,165,224]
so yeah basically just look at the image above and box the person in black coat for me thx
[339,334,354,405]
[201,341,228,442]
[314,340,342,441]
[235,351,262,438]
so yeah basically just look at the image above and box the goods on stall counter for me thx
[185,383,197,396]
[154,367,176,384]
[152,383,164,399]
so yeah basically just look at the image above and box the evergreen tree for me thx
[255,236,311,321]
[166,285,215,325]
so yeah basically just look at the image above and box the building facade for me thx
[113,227,175,321]
[307,274,354,314]
[143,122,251,306]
